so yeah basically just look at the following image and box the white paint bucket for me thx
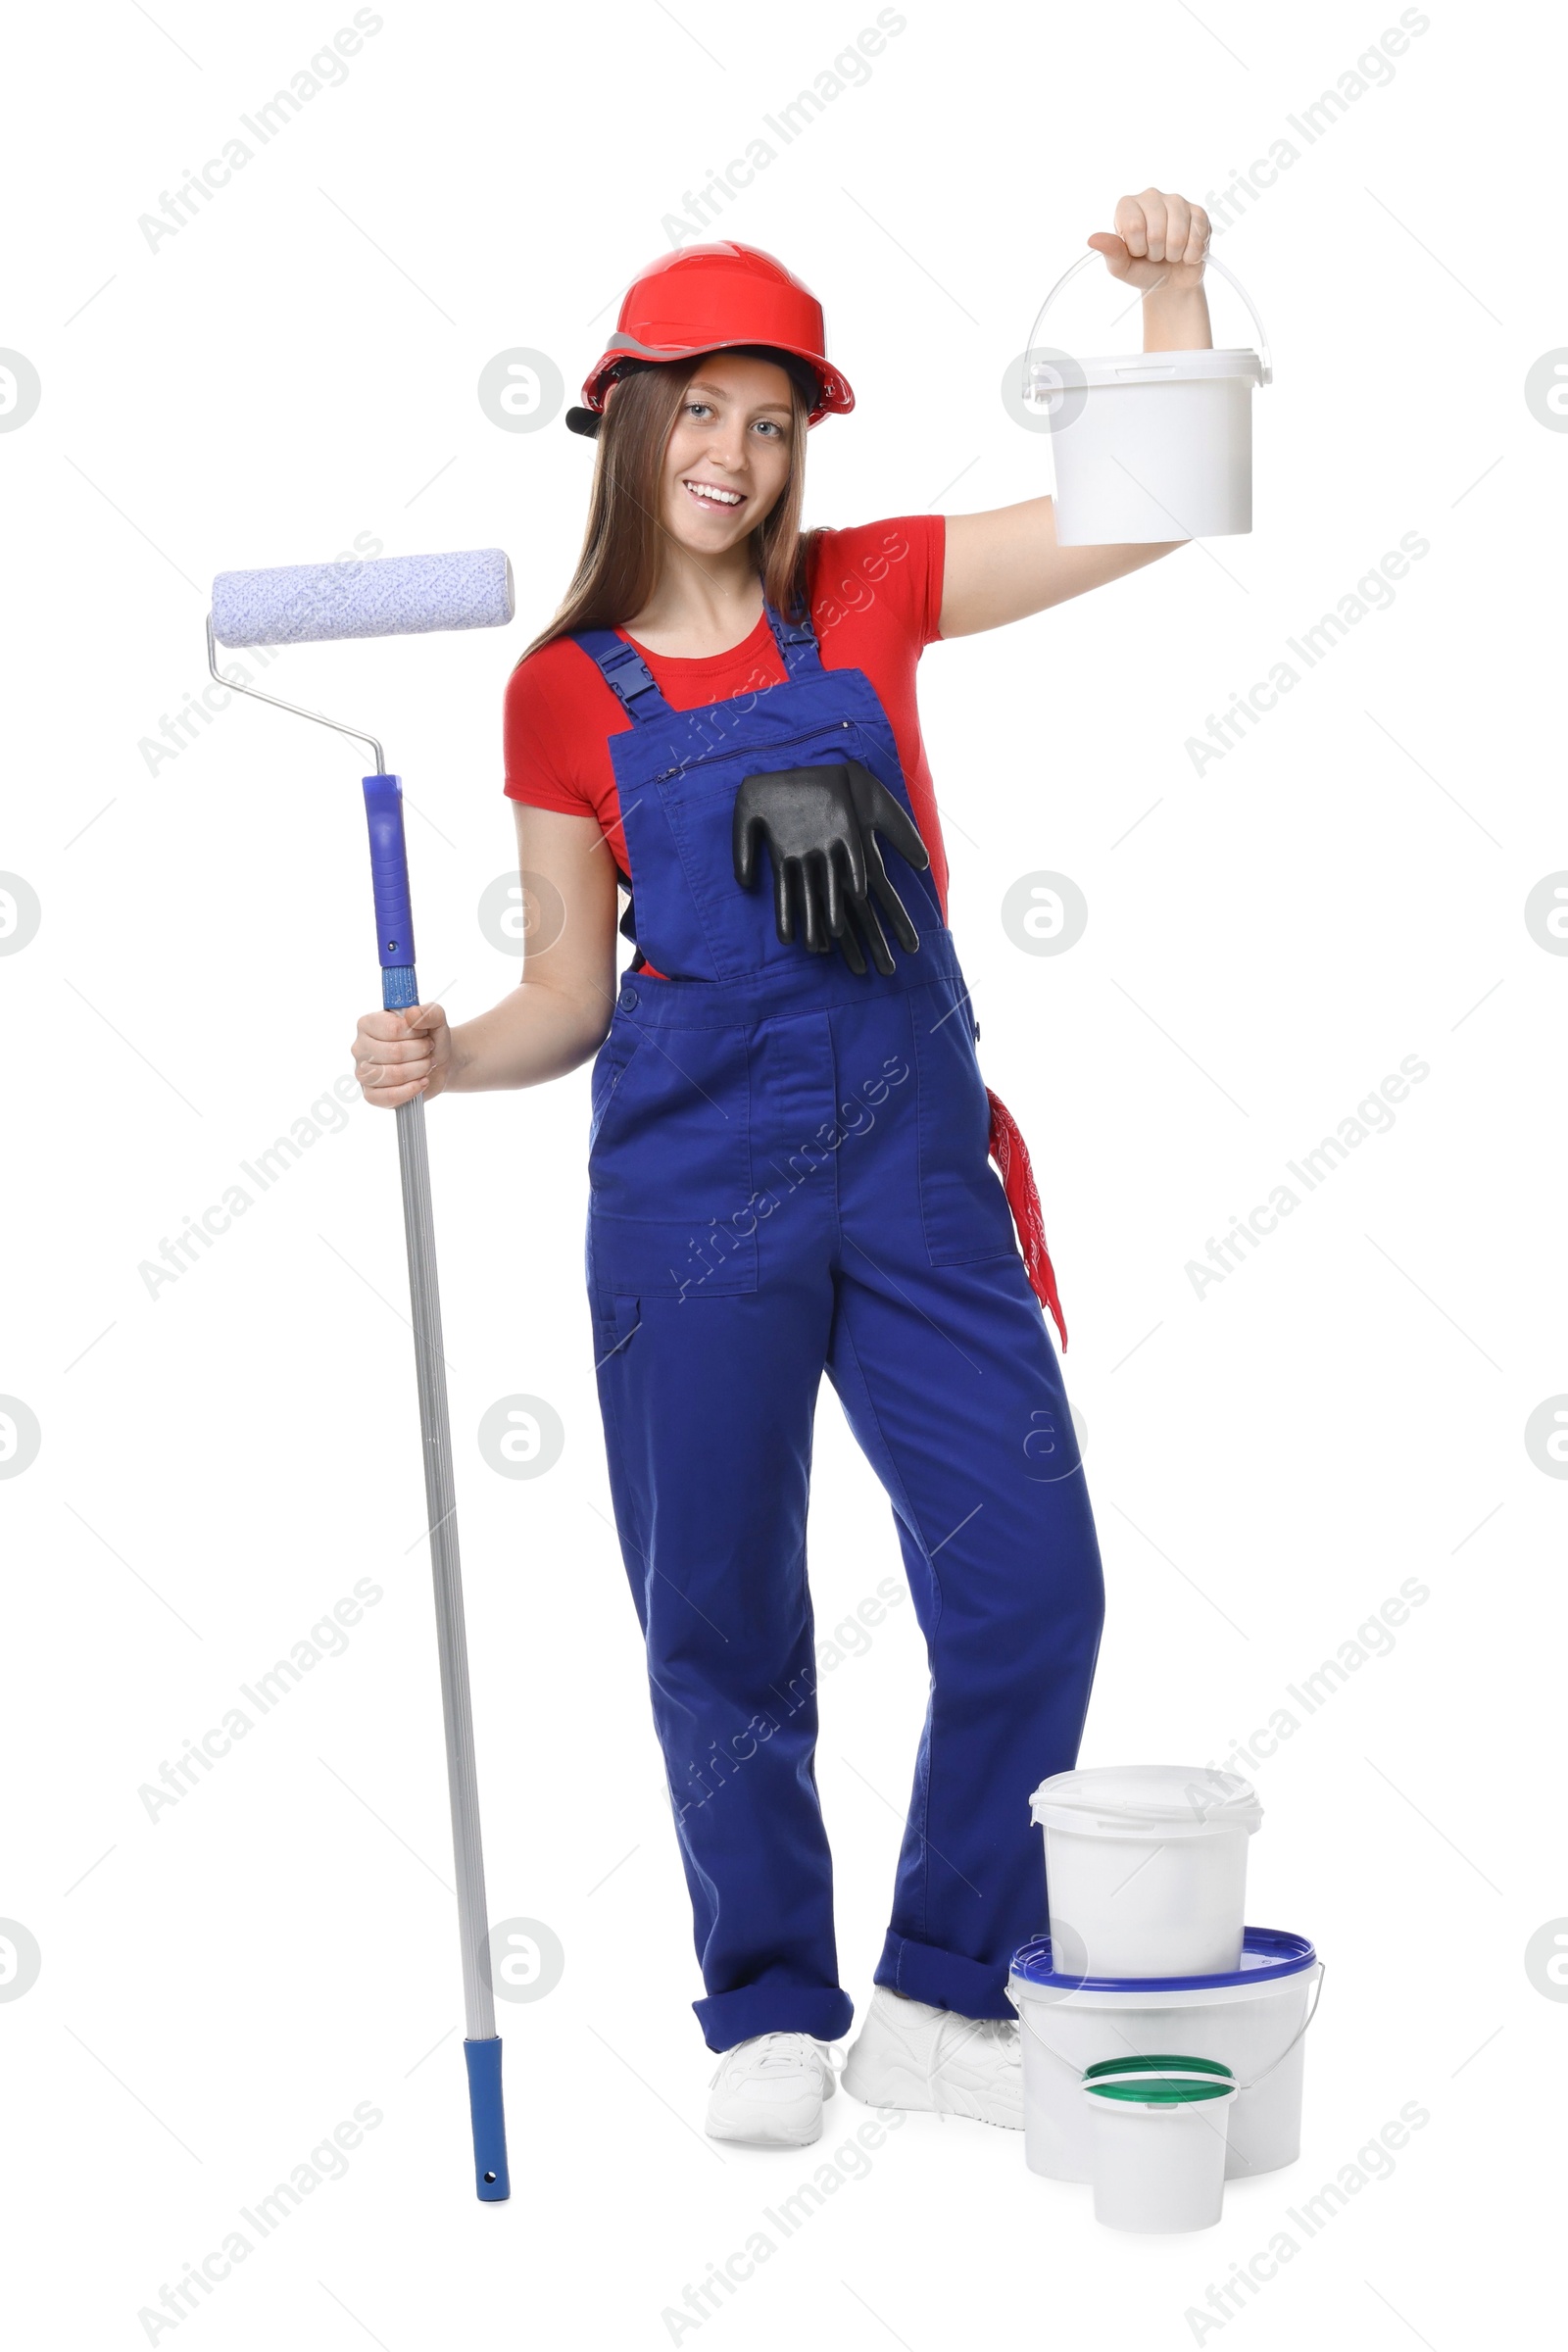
[1007,1927,1323,2184]
[1020,251,1271,546]
[1083,2056,1237,2232]
[1030,1764,1262,1978]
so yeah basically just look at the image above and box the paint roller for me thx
[212,547,514,649]
[208,548,515,2203]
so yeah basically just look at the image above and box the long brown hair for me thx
[519,354,818,663]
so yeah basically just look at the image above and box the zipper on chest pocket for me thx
[653,718,854,789]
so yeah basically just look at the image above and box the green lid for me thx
[1083,2053,1236,2106]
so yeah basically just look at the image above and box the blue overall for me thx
[574,604,1103,2050]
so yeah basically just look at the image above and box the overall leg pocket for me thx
[589,1286,643,1371]
[910,981,1017,1266]
[587,1020,759,1298]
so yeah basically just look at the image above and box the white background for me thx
[2,0,1562,2344]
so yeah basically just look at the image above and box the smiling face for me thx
[657,351,797,557]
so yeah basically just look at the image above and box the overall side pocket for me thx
[589,1031,642,1152]
[911,980,1017,1266]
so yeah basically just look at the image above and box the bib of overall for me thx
[574,604,1104,2050]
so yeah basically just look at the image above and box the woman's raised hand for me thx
[353,1003,454,1108]
[1089,189,1212,295]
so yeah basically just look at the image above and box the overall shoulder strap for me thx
[764,601,825,681]
[572,627,677,724]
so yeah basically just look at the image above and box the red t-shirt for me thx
[502,514,950,917]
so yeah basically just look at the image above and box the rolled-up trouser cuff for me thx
[874,1930,1015,2022]
[695,1982,856,2054]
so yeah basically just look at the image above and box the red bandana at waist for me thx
[986,1089,1067,1350]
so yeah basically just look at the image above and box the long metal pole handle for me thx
[366,771,510,2204]
[394,1092,496,2039]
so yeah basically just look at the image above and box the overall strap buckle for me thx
[765,602,825,680]
[574,628,673,722]
[600,640,662,711]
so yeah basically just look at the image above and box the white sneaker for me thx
[706,2032,838,2147]
[842,1986,1023,2129]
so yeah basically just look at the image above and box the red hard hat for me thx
[577,242,854,427]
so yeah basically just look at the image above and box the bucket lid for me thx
[1010,1925,1316,1995]
[1051,347,1264,393]
[1030,1764,1262,1841]
[1084,2054,1237,2106]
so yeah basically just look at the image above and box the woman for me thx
[355,196,1212,2148]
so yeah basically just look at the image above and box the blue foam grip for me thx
[464,2037,511,2201]
[363,774,416,973]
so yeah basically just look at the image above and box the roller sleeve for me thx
[211,549,514,648]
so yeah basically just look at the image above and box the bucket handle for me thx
[1007,1961,1323,2093]
[1022,250,1273,388]
[1241,1961,1324,2090]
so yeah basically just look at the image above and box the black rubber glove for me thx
[732,759,930,976]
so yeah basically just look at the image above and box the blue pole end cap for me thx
[464,2036,511,2201]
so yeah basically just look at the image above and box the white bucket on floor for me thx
[1031,1764,1262,1978]
[1084,2056,1237,2232]
[1020,251,1271,546]
[1007,1928,1322,2183]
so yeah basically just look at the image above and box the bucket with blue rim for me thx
[1005,1928,1323,2184]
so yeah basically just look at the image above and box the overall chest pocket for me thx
[910,981,1017,1266]
[587,1015,758,1298]
[660,713,928,980]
